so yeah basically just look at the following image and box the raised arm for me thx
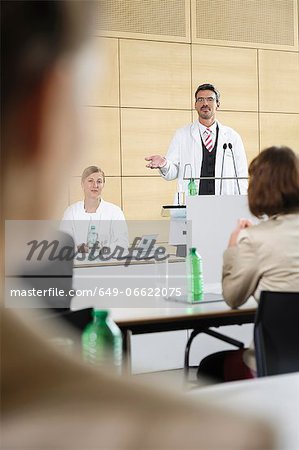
[145,128,183,181]
[222,220,260,308]
[145,155,167,169]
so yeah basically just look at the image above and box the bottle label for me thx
[82,324,123,373]
[87,231,98,248]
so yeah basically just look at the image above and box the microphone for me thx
[220,144,227,195]
[229,143,241,195]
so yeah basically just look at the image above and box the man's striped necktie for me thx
[204,128,213,151]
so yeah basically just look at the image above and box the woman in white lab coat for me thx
[61,166,128,253]
[198,146,299,382]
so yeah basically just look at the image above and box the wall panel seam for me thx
[99,36,192,46]
[191,43,299,53]
[117,38,123,210]
[119,106,193,112]
[83,105,120,109]
[189,0,193,114]
[257,49,261,154]
[259,112,299,115]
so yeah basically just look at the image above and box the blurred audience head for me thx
[248,146,299,218]
[1,0,94,219]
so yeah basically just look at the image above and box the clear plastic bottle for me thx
[82,309,123,372]
[188,178,197,196]
[87,224,98,251]
[187,247,203,302]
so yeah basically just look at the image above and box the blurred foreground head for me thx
[1,2,276,450]
[1,0,94,219]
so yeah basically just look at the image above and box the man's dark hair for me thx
[195,83,220,105]
[248,146,299,218]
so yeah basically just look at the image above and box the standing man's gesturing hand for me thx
[145,155,167,169]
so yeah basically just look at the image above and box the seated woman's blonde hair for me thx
[81,166,105,183]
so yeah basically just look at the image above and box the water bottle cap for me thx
[190,247,197,252]
[90,225,96,230]
[93,309,109,319]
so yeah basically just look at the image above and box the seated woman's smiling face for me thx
[82,172,105,200]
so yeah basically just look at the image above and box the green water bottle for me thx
[187,247,203,302]
[82,309,122,372]
[188,178,197,196]
[87,224,98,251]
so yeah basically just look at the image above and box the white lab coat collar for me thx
[191,119,227,145]
[197,120,218,138]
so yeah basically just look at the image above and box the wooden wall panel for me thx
[260,113,299,153]
[71,107,120,177]
[217,111,259,163]
[69,176,122,208]
[259,50,299,113]
[83,38,119,107]
[76,2,299,222]
[192,45,258,111]
[120,40,191,109]
[121,108,192,176]
[122,177,177,220]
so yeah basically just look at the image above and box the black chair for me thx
[184,328,244,378]
[254,291,299,377]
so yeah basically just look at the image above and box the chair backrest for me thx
[254,291,299,377]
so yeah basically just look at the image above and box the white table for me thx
[190,373,299,450]
[72,258,256,373]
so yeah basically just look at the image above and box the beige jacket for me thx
[222,212,299,369]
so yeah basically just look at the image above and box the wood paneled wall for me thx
[63,0,299,220]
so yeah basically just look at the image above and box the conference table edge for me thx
[115,307,257,335]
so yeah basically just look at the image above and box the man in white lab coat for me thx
[145,83,248,195]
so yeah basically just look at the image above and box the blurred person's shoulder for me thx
[1,308,274,450]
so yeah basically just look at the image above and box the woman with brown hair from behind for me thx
[198,146,299,382]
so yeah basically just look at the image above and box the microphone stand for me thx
[229,143,241,195]
[220,144,227,195]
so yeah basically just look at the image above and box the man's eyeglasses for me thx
[196,97,216,103]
